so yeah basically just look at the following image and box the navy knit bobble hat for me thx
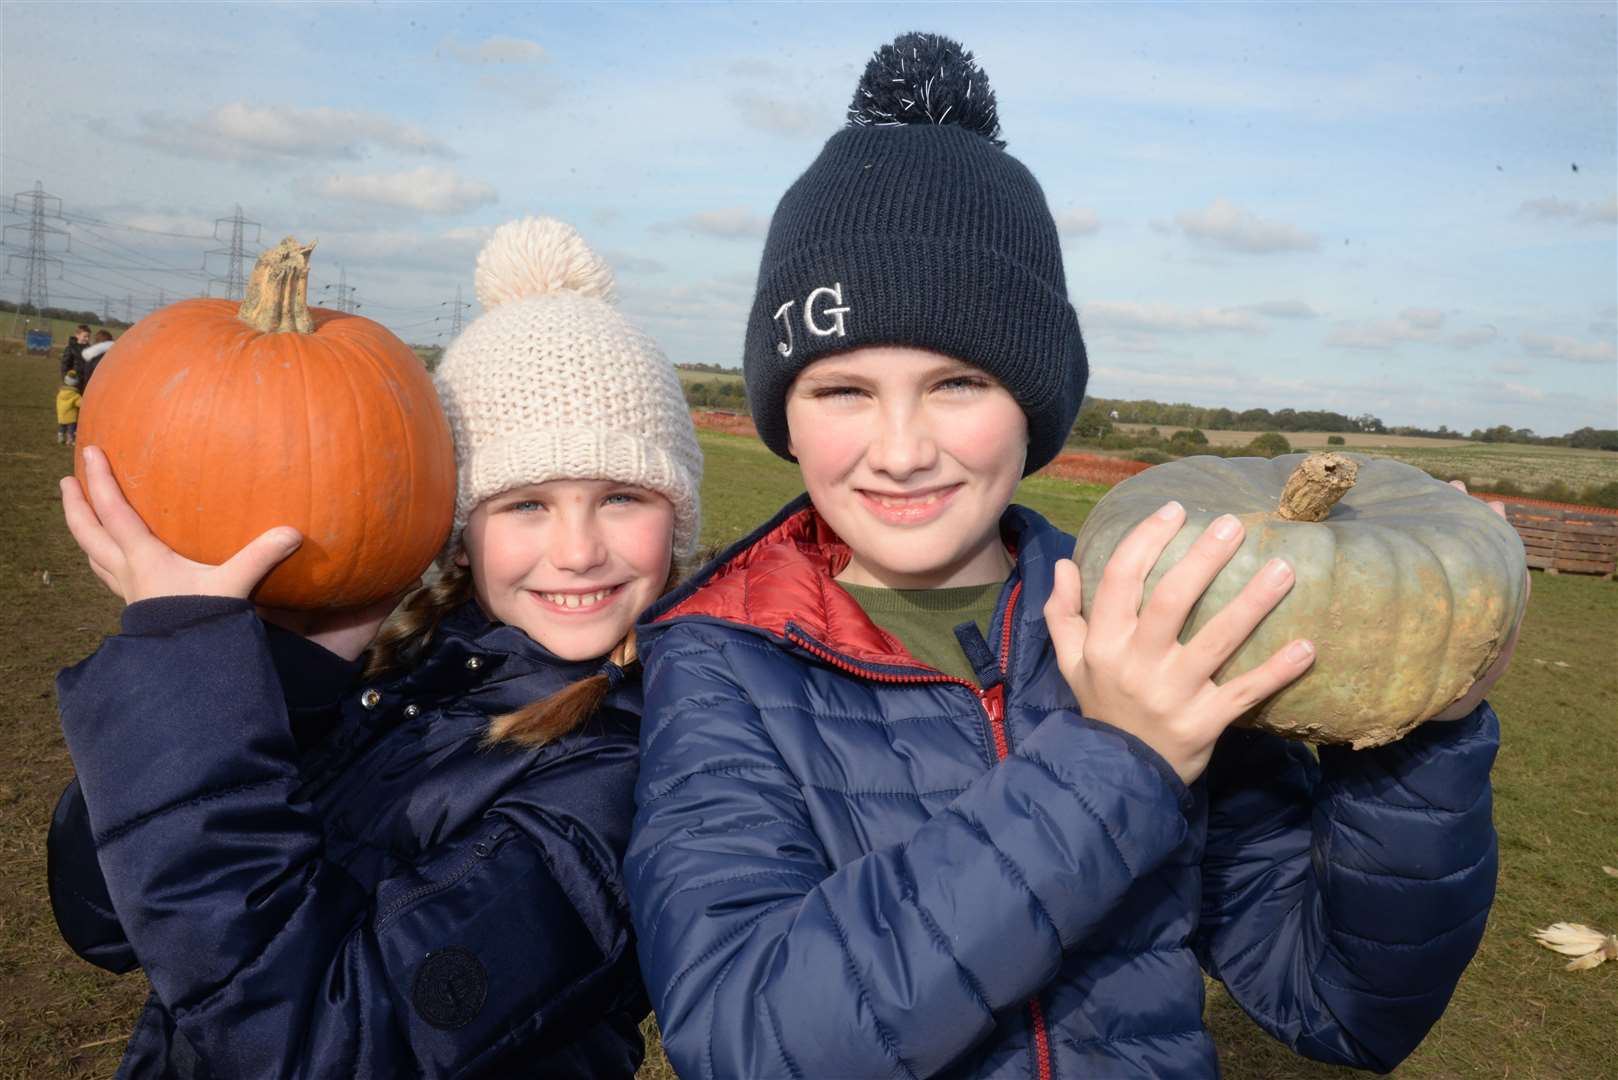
[744,32,1088,474]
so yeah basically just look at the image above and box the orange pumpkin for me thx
[75,237,455,610]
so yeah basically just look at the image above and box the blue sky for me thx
[3,1,1613,435]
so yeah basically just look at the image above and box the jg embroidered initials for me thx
[773,283,851,357]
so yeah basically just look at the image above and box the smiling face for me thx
[458,479,675,661]
[785,346,1029,589]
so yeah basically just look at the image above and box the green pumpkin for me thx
[1071,453,1527,747]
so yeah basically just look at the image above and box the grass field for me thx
[1,314,130,350]
[1112,423,1618,492]
[675,366,744,388]
[1113,423,1480,450]
[2,343,1613,1078]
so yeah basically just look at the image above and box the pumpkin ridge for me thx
[348,328,411,597]
[1071,452,1526,746]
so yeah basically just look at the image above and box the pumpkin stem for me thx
[1277,452,1359,522]
[238,236,317,334]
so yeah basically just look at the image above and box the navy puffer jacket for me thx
[627,496,1499,1079]
[50,595,646,1078]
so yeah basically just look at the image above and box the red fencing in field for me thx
[1476,494,1618,517]
[691,410,759,437]
[1037,453,1154,486]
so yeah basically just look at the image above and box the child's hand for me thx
[1044,501,1316,786]
[61,445,302,605]
[1431,483,1526,722]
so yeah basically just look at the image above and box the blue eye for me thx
[937,376,989,394]
[812,385,865,399]
[604,492,642,507]
[508,499,543,513]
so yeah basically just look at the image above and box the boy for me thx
[627,32,1508,1080]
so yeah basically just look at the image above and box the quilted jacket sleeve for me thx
[1195,704,1500,1072]
[58,596,643,1080]
[627,623,1195,1080]
[48,776,137,973]
[46,621,359,977]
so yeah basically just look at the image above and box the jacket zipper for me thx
[787,579,1054,1080]
[985,581,1052,1080]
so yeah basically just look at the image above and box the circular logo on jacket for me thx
[412,946,488,1030]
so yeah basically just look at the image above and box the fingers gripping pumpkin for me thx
[73,238,456,610]
[1073,452,1528,747]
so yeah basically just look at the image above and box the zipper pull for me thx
[953,621,1002,690]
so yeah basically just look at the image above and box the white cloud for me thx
[1450,326,1499,349]
[440,35,556,107]
[134,103,452,162]
[1174,197,1319,254]
[310,167,497,214]
[604,252,668,275]
[1240,299,1319,319]
[1054,208,1101,237]
[1499,381,1546,402]
[1327,308,1447,350]
[316,225,493,264]
[1491,361,1531,375]
[1402,308,1445,330]
[663,208,770,240]
[443,36,546,65]
[1518,196,1580,219]
[1082,301,1262,335]
[1519,332,1617,364]
[1518,195,1617,226]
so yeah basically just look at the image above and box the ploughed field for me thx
[2,343,1612,1079]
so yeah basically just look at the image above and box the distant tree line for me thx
[0,299,133,331]
[683,377,749,413]
[1079,397,1616,451]
[1083,398,1385,435]
[670,374,1616,455]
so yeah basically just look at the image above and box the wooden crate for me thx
[1504,504,1618,576]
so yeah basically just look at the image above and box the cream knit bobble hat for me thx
[434,217,702,570]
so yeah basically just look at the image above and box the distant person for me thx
[56,369,82,446]
[80,330,115,388]
[59,325,91,381]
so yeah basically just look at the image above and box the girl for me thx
[48,218,702,1078]
[626,34,1513,1080]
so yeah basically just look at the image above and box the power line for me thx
[321,265,359,314]
[3,180,69,334]
[59,209,216,241]
[68,220,212,277]
[440,284,470,339]
[205,204,262,300]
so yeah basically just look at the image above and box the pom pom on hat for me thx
[846,32,1003,148]
[474,217,617,310]
[436,216,703,569]
[746,32,1086,475]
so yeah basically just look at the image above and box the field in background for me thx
[1,314,131,348]
[1113,423,1618,492]
[1113,423,1480,450]
[2,344,1613,1079]
[675,367,744,387]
